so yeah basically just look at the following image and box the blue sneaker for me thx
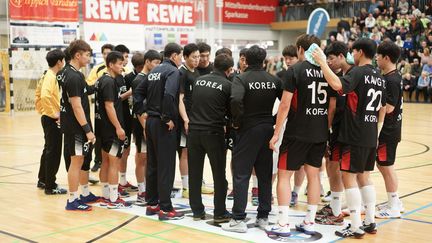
[290,192,298,207]
[65,199,92,211]
[80,192,100,204]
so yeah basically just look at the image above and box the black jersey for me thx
[133,60,180,124]
[179,65,200,114]
[124,70,138,90]
[197,63,214,76]
[338,64,387,147]
[380,70,403,143]
[59,64,92,135]
[333,68,353,130]
[115,75,132,131]
[231,65,282,131]
[131,73,147,115]
[283,61,337,143]
[189,71,231,133]
[95,74,124,139]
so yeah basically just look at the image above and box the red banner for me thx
[84,0,195,26]
[217,0,277,25]
[9,0,79,22]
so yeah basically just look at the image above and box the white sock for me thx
[345,187,362,230]
[102,182,109,199]
[293,186,301,194]
[138,182,146,193]
[181,175,188,189]
[330,191,342,216]
[68,191,78,203]
[360,185,376,225]
[305,205,318,224]
[109,184,118,203]
[252,176,258,188]
[278,206,290,226]
[319,172,325,184]
[119,172,127,186]
[80,184,90,197]
[387,192,399,210]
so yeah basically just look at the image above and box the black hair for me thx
[282,45,297,57]
[114,44,130,54]
[183,43,199,57]
[215,47,233,57]
[164,43,183,58]
[324,41,349,57]
[296,34,321,52]
[46,49,65,68]
[131,52,145,68]
[239,48,248,58]
[214,54,234,72]
[63,47,71,63]
[101,44,114,54]
[377,40,401,64]
[69,40,91,59]
[106,51,124,67]
[197,42,211,53]
[352,38,377,59]
[144,49,162,63]
[245,45,266,66]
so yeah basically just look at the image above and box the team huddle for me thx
[36,33,403,240]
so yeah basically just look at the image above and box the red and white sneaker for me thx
[146,205,160,216]
[158,209,185,221]
[107,198,132,209]
[118,187,130,198]
[136,192,147,206]
[119,182,138,192]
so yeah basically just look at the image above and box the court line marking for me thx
[86,215,139,243]
[376,186,432,206]
[402,218,432,225]
[0,230,37,243]
[101,225,178,243]
[397,139,430,158]
[0,165,32,173]
[330,202,432,242]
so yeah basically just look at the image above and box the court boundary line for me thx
[397,140,430,158]
[0,230,37,243]
[402,218,432,225]
[376,186,432,206]
[86,215,139,243]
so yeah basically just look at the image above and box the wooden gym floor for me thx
[0,102,431,243]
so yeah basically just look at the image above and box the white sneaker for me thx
[376,201,405,213]
[221,219,247,233]
[322,191,331,203]
[265,224,291,237]
[255,218,269,230]
[295,221,316,235]
[375,207,402,219]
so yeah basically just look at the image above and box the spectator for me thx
[388,7,398,24]
[0,69,5,109]
[426,35,432,48]
[368,0,379,14]
[420,13,431,29]
[416,71,430,102]
[336,27,349,44]
[411,58,422,78]
[359,8,368,29]
[377,1,387,15]
[422,58,432,74]
[425,3,432,16]
[420,48,431,65]
[396,35,405,48]
[365,13,376,31]
[404,36,414,53]
[398,58,412,77]
[373,8,381,18]
[398,0,409,15]
[403,73,417,101]
[412,5,422,18]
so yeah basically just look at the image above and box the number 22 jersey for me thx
[337,64,386,148]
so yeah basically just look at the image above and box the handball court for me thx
[0,102,431,243]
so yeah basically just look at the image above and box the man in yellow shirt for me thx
[87,44,114,173]
[35,49,67,194]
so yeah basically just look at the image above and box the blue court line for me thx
[402,218,432,225]
[329,202,432,242]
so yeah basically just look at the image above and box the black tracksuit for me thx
[133,60,180,212]
[187,71,231,217]
[230,65,282,220]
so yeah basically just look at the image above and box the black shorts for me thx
[340,144,376,173]
[132,118,146,153]
[278,138,326,171]
[123,113,132,149]
[225,129,236,151]
[102,137,127,158]
[376,142,398,166]
[64,133,92,171]
[329,142,342,162]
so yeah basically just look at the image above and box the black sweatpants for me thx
[145,117,177,212]
[38,115,62,190]
[187,130,228,217]
[232,123,273,220]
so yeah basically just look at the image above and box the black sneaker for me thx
[88,175,99,185]
[37,181,46,189]
[360,222,377,234]
[91,161,101,172]
[193,211,206,221]
[45,187,67,195]
[214,211,232,223]
[335,224,365,239]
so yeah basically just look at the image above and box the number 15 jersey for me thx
[283,61,337,143]
[338,64,386,148]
